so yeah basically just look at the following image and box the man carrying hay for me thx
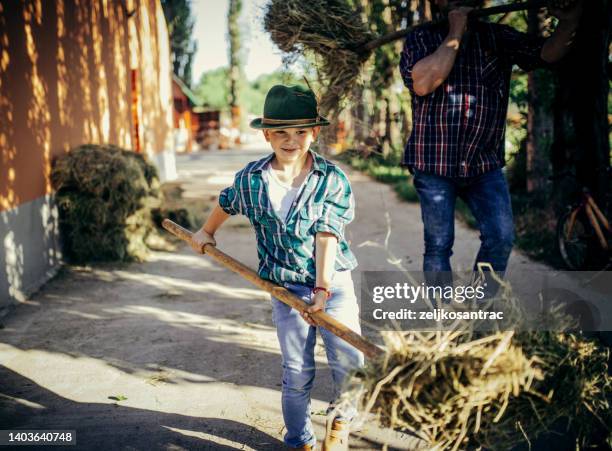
[400,0,582,291]
[190,85,364,450]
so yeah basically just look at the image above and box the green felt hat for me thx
[250,84,330,129]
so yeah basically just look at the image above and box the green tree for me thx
[194,67,230,110]
[552,0,610,202]
[526,7,554,195]
[228,0,243,132]
[361,0,414,158]
[161,0,197,86]
[194,69,302,116]
[243,71,302,115]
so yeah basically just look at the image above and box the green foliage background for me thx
[194,69,302,116]
[161,0,197,86]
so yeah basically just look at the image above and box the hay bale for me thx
[152,207,197,231]
[151,182,207,232]
[264,0,375,115]
[349,329,610,450]
[51,144,161,263]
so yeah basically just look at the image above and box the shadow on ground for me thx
[0,366,284,450]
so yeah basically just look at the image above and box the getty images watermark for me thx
[359,270,612,332]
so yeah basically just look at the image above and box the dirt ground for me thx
[0,145,604,450]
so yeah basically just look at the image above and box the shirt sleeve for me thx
[400,27,435,93]
[313,168,355,241]
[218,172,245,216]
[495,24,547,72]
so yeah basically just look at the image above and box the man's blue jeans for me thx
[271,270,364,448]
[413,168,515,290]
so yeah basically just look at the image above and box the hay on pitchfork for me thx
[264,0,375,115]
[344,288,611,450]
[51,144,162,263]
[264,1,561,118]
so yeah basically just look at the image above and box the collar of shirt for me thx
[231,149,356,284]
[250,149,328,223]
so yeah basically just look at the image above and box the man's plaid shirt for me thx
[400,21,546,177]
[219,150,357,285]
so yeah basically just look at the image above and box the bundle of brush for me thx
[264,0,375,115]
[151,183,203,232]
[51,144,161,262]
[346,287,611,449]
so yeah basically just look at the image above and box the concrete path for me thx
[0,145,578,450]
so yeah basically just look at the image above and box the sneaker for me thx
[290,444,316,451]
[322,418,349,451]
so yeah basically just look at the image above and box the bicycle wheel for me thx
[557,209,593,269]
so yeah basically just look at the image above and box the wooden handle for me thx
[162,219,384,360]
[359,0,553,52]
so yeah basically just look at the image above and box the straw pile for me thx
[349,328,610,450]
[151,183,203,232]
[51,144,161,262]
[264,0,375,115]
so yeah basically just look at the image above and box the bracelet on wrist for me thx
[312,286,331,300]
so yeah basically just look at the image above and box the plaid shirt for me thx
[218,150,358,285]
[400,21,546,177]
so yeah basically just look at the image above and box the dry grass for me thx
[344,277,611,449]
[264,0,375,115]
[52,144,161,262]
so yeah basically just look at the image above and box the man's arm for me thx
[411,7,473,96]
[540,1,583,63]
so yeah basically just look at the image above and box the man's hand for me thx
[300,291,328,326]
[190,228,216,254]
[540,0,582,63]
[549,0,583,25]
[448,6,473,39]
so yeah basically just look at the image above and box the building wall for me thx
[0,0,175,309]
[172,80,195,152]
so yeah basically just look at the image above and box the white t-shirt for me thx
[263,165,301,222]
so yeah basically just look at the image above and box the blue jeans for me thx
[271,270,365,448]
[413,168,515,293]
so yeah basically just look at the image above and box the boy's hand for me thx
[190,228,216,254]
[300,291,328,326]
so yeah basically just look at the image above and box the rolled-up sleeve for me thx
[313,168,354,240]
[218,173,245,216]
[496,24,546,72]
[400,27,434,93]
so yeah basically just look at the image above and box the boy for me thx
[190,85,364,450]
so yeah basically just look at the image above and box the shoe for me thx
[291,445,315,451]
[322,418,349,451]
